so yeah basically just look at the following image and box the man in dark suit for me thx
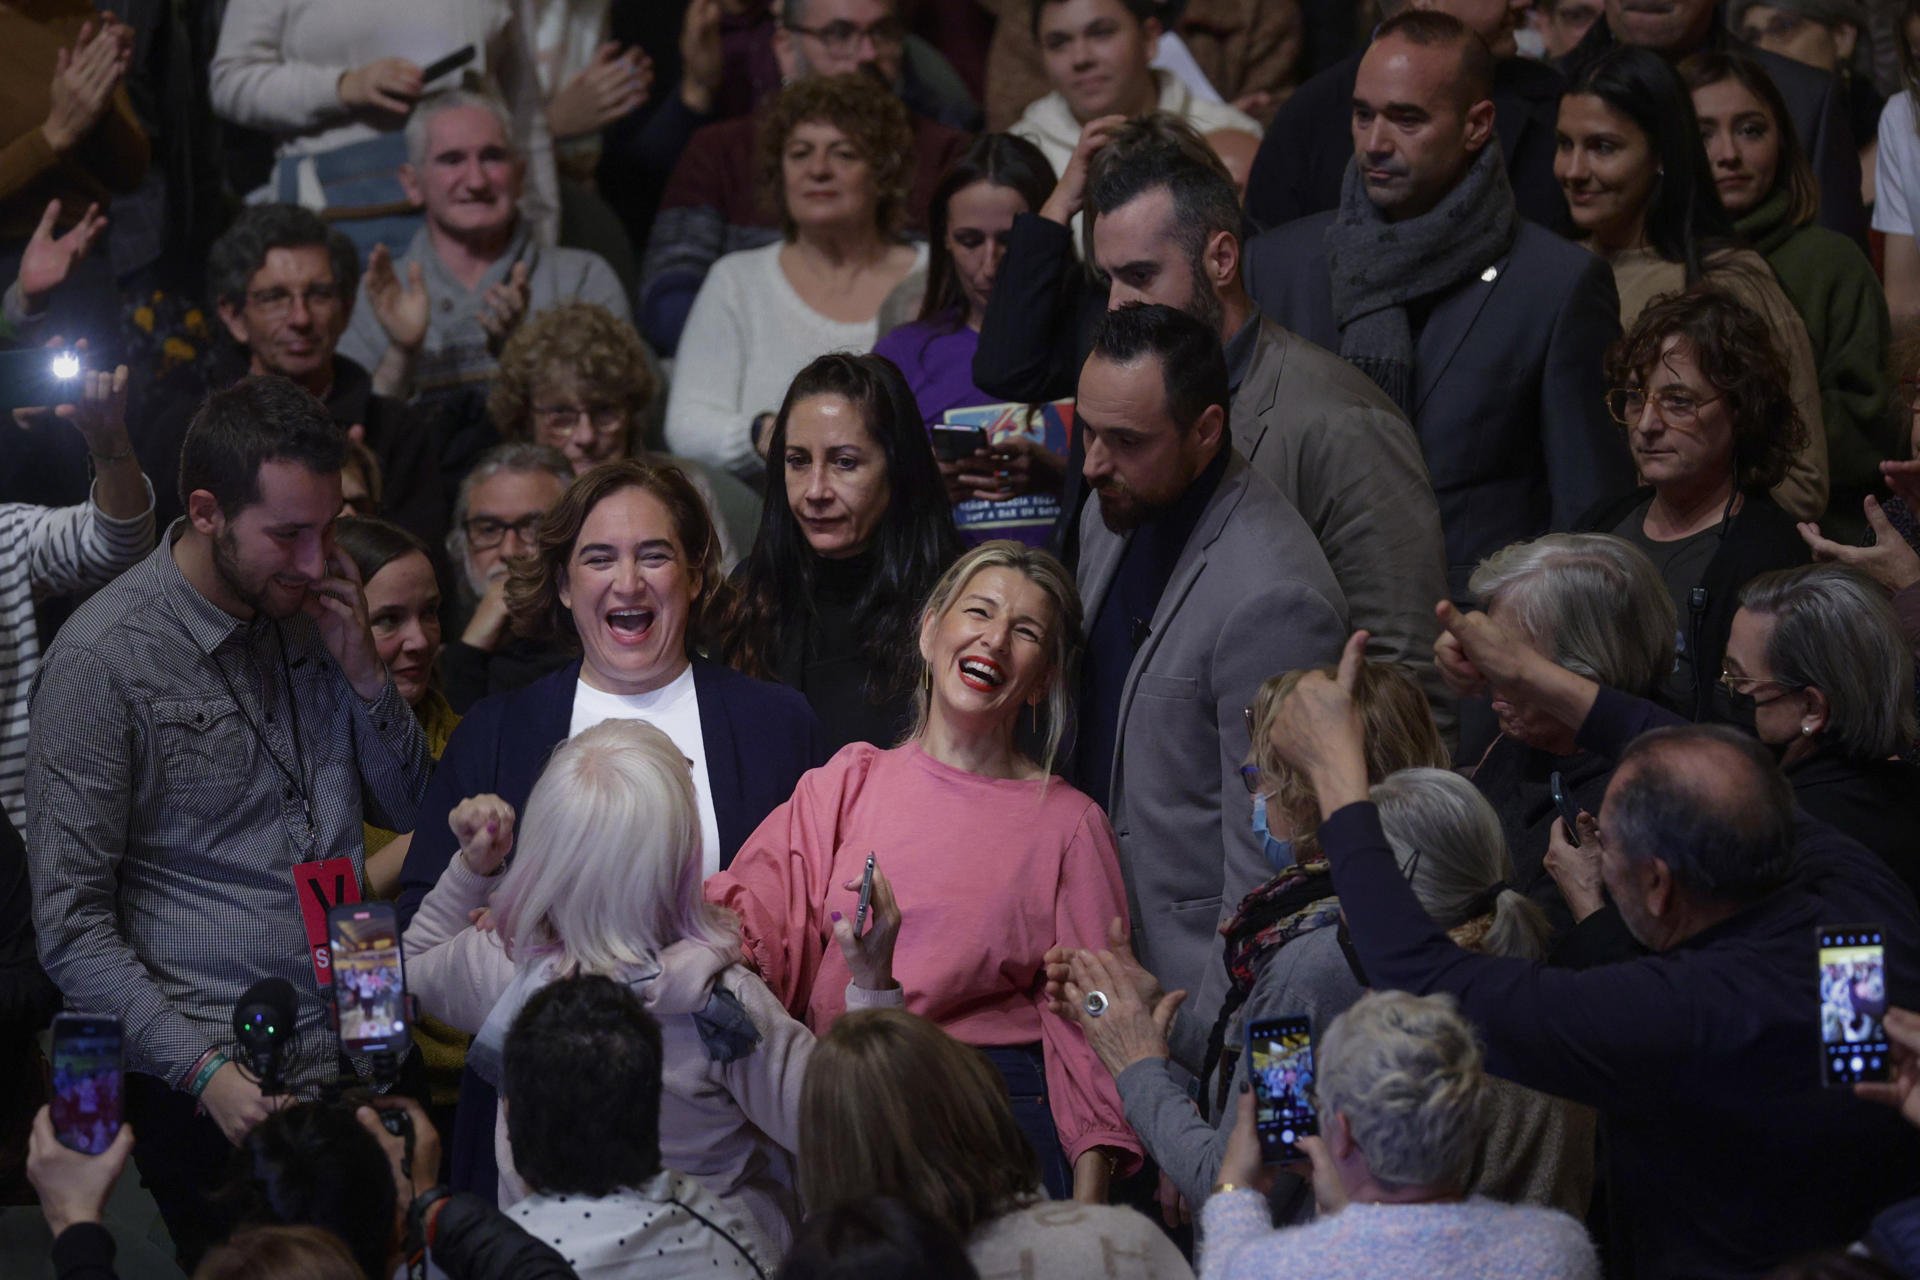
[1245,0,1571,233]
[1558,0,1865,241]
[1244,11,1631,601]
[1073,302,1346,1023]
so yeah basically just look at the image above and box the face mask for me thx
[1709,682,1792,762]
[1251,794,1295,873]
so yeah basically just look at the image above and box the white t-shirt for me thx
[1875,90,1920,235]
[569,665,721,877]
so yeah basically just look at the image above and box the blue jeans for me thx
[981,1042,1072,1199]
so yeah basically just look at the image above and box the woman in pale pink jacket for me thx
[402,717,902,1253]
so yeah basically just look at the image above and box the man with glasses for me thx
[440,442,575,712]
[136,204,446,548]
[637,0,975,357]
[1577,287,1813,721]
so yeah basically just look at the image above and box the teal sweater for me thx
[1739,188,1897,538]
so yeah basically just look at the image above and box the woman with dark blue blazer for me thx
[395,458,826,1195]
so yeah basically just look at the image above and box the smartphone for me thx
[49,1013,122,1154]
[1819,924,1890,1086]
[1550,770,1581,847]
[0,347,82,413]
[1246,1015,1317,1161]
[419,44,476,84]
[931,424,989,462]
[328,901,410,1058]
[854,853,876,935]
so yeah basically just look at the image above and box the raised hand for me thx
[832,859,901,991]
[17,200,107,310]
[26,1106,134,1237]
[363,244,430,353]
[479,262,531,355]
[548,41,652,139]
[1266,630,1370,810]
[1041,114,1128,226]
[449,794,516,877]
[339,57,425,115]
[42,19,131,154]
[1798,498,1920,594]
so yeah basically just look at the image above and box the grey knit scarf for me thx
[1323,140,1518,413]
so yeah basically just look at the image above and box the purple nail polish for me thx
[830,911,843,922]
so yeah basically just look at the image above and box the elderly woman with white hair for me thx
[401,717,904,1251]
[1200,990,1600,1279]
[1456,534,1675,926]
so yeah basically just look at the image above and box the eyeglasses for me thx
[1742,11,1807,40]
[246,284,342,318]
[464,513,544,550]
[785,17,905,54]
[1717,668,1801,702]
[533,403,628,438]
[1604,386,1725,427]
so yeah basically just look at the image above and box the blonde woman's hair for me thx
[1373,768,1553,961]
[193,1226,364,1280]
[798,1009,1038,1238]
[491,719,739,973]
[908,541,1084,777]
[1247,660,1448,862]
[1316,990,1488,1192]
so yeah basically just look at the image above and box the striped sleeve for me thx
[23,483,156,601]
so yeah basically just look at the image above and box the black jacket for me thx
[1244,51,1571,235]
[1577,486,1811,721]
[1788,748,1920,904]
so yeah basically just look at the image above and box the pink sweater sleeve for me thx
[705,751,863,1017]
[400,855,514,1034]
[1040,802,1145,1171]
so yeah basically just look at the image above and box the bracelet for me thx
[187,1051,229,1098]
[407,1185,453,1250]
[1211,1181,1244,1196]
[89,444,134,464]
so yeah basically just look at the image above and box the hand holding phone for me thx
[1246,1015,1317,1162]
[1549,771,1581,847]
[834,857,900,992]
[48,1013,122,1154]
[329,902,411,1059]
[854,853,875,935]
[931,424,989,462]
[27,1104,133,1238]
[1820,925,1890,1086]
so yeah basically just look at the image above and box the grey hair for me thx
[1738,564,1918,759]
[406,84,517,172]
[1611,725,1795,900]
[1373,768,1552,961]
[1316,990,1487,1192]
[446,442,575,569]
[1468,533,1675,695]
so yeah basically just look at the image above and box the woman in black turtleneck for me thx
[714,353,964,752]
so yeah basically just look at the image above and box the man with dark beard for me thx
[25,375,433,1270]
[1072,303,1347,1021]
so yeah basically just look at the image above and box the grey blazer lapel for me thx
[1230,321,1288,459]
[1078,506,1129,625]
[1412,248,1511,416]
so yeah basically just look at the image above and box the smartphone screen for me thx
[1550,770,1581,847]
[1246,1015,1317,1161]
[1819,924,1889,1086]
[50,1014,122,1154]
[329,902,409,1057]
[931,425,989,461]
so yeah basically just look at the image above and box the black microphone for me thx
[233,977,297,1095]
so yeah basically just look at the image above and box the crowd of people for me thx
[8,0,1920,1278]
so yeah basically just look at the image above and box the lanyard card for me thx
[293,857,361,987]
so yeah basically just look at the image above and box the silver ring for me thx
[1083,990,1109,1018]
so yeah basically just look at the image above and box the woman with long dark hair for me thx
[1685,50,1897,540]
[715,352,963,751]
[874,135,1065,545]
[1555,44,1830,520]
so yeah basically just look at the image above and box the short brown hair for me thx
[487,303,657,442]
[757,73,914,239]
[1604,283,1809,493]
[194,1226,363,1280]
[505,459,731,650]
[1248,661,1449,863]
[798,1010,1037,1237]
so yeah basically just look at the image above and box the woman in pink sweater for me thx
[707,541,1141,1203]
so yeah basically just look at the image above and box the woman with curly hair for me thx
[1554,45,1830,520]
[1577,287,1813,721]
[665,73,927,483]
[488,301,760,567]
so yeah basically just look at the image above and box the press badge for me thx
[293,857,361,987]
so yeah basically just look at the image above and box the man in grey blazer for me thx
[1244,12,1634,601]
[1072,304,1348,1021]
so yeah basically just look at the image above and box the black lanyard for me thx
[210,623,314,840]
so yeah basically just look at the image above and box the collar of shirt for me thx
[411,219,538,303]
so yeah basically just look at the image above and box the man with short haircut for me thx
[1073,302,1346,1017]
[637,0,973,356]
[1266,609,1920,1278]
[138,204,444,546]
[27,376,433,1266]
[339,89,629,404]
[503,975,773,1279]
[1247,11,1629,604]
[1245,0,1571,232]
[1559,0,1864,240]
[439,442,574,712]
[1013,0,1262,188]
[976,115,1451,727]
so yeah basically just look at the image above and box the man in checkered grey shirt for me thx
[25,375,432,1266]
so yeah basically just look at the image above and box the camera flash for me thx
[49,352,80,380]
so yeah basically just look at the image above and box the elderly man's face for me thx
[461,468,566,595]
[781,0,905,84]
[404,105,523,242]
[1604,0,1717,53]
[219,245,347,392]
[1350,34,1492,222]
